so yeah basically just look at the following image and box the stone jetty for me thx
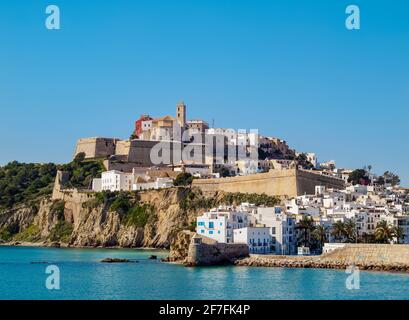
[235,244,409,273]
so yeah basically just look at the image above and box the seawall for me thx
[186,234,249,266]
[235,244,409,273]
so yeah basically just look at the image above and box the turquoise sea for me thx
[1,246,409,300]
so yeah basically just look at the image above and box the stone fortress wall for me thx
[74,137,119,159]
[323,244,409,265]
[74,138,345,198]
[187,234,249,266]
[192,168,345,198]
[74,137,188,167]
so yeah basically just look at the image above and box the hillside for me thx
[0,170,279,248]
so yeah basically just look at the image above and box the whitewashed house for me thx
[233,227,271,254]
[255,207,296,255]
[196,209,250,243]
[99,170,133,192]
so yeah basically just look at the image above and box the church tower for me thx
[176,101,186,127]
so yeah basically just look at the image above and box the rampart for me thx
[74,137,119,159]
[192,169,345,198]
[186,234,249,266]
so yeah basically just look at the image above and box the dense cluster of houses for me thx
[196,184,409,255]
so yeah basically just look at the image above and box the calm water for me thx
[1,246,409,300]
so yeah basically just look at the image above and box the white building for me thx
[92,178,102,192]
[93,169,174,192]
[233,227,271,254]
[196,209,250,243]
[132,177,173,191]
[235,160,270,176]
[99,170,133,192]
[254,207,296,255]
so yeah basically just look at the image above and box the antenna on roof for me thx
[212,118,215,128]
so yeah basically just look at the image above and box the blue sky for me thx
[0,0,408,185]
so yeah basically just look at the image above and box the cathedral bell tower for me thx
[176,102,186,128]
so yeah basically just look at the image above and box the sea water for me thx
[1,246,409,300]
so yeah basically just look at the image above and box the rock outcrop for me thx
[0,188,210,249]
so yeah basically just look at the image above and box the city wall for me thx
[187,235,249,266]
[74,137,119,159]
[192,169,345,198]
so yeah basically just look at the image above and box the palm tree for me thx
[331,221,345,243]
[312,225,328,251]
[344,219,357,243]
[392,226,404,244]
[296,215,314,247]
[375,220,393,244]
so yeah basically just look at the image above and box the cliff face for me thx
[0,188,209,249]
[68,188,201,248]
[1,185,279,249]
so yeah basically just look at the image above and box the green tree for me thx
[174,173,194,186]
[295,153,314,170]
[348,169,369,185]
[296,216,314,247]
[343,219,357,243]
[311,225,328,251]
[383,171,400,186]
[375,220,393,243]
[331,221,345,243]
[392,225,404,244]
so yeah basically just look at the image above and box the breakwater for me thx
[235,244,409,273]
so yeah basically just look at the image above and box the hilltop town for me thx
[69,102,408,262]
[0,102,408,268]
[74,102,345,195]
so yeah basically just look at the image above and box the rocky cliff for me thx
[0,187,279,249]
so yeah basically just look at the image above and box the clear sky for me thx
[1,0,408,185]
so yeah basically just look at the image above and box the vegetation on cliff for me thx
[59,152,105,189]
[0,154,103,210]
[49,221,74,243]
[173,173,195,186]
[0,161,57,209]
[82,190,157,229]
[179,188,280,212]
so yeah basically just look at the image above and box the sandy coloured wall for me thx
[192,169,345,198]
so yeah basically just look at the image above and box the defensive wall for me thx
[74,137,119,159]
[192,169,345,198]
[187,234,249,266]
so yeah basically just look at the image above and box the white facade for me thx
[196,210,250,243]
[100,170,133,192]
[132,177,173,191]
[93,170,173,192]
[254,207,296,255]
[233,227,271,254]
[92,178,102,192]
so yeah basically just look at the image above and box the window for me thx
[197,221,205,226]
[209,231,214,235]
[209,222,214,229]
